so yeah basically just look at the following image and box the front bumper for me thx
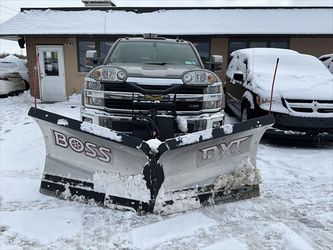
[81,107,225,134]
[0,79,26,95]
[266,113,333,141]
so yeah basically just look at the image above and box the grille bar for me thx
[284,99,333,114]
[102,82,204,94]
[105,99,202,111]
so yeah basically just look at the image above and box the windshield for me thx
[107,41,200,66]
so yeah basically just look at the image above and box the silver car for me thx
[0,56,29,96]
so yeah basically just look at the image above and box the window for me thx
[78,41,96,72]
[229,38,289,57]
[43,51,59,76]
[229,41,247,53]
[190,40,210,63]
[250,41,268,48]
[77,38,116,72]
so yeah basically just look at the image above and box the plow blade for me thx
[155,117,274,213]
[29,107,274,214]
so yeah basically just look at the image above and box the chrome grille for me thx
[105,99,202,111]
[102,82,204,94]
[284,99,333,114]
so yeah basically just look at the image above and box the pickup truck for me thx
[81,35,225,140]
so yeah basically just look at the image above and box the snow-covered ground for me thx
[0,92,332,250]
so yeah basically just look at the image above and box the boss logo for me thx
[53,130,112,163]
[197,136,249,167]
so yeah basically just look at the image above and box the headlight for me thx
[86,81,101,90]
[256,95,272,105]
[204,85,222,94]
[87,97,104,106]
[182,70,219,85]
[88,66,127,82]
[203,100,222,109]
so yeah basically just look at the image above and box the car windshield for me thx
[107,40,200,66]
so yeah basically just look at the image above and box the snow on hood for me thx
[228,48,333,100]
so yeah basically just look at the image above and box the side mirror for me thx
[86,50,97,60]
[209,55,223,71]
[232,71,244,83]
[211,55,223,65]
[86,50,98,65]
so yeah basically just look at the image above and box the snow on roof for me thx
[0,8,332,36]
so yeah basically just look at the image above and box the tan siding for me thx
[290,37,333,57]
[211,37,229,82]
[25,36,85,98]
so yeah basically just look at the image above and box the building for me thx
[0,6,332,101]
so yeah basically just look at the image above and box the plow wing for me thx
[29,108,274,214]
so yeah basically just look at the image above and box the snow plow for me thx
[28,107,274,214]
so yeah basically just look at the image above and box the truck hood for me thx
[111,63,200,79]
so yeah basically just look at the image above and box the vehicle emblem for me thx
[144,95,165,101]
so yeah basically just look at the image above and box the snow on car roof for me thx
[230,48,299,57]
[0,8,332,36]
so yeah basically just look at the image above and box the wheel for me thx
[241,102,251,122]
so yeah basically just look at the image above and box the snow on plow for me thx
[28,107,274,214]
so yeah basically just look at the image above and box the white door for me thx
[37,46,66,102]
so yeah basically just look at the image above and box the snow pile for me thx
[146,138,162,153]
[93,170,150,202]
[154,185,201,214]
[226,48,333,101]
[221,124,233,134]
[130,212,217,249]
[80,121,122,142]
[213,157,261,192]
[176,128,213,146]
[177,116,188,133]
[57,119,68,126]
